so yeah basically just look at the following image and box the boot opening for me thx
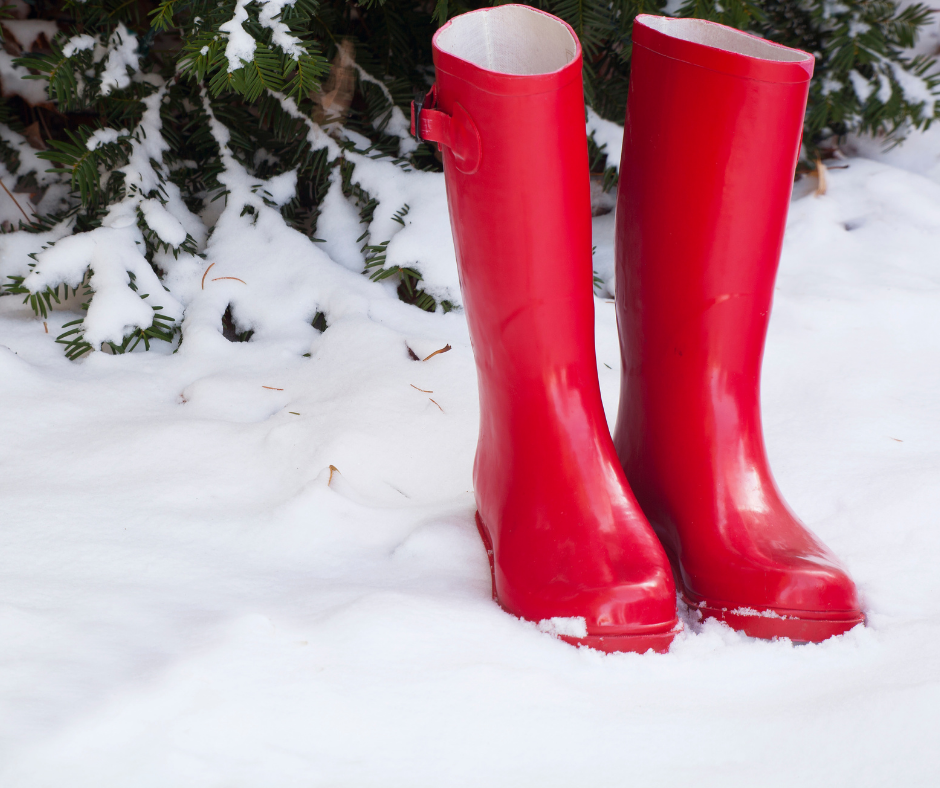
[436,5,577,76]
[638,16,812,63]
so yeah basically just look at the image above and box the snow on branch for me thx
[22,82,193,354]
[221,0,305,70]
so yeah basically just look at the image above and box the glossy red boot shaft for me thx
[613,16,864,642]
[422,5,678,652]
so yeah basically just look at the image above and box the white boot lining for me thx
[641,16,811,63]
[436,6,576,76]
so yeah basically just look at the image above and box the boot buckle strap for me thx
[411,87,482,175]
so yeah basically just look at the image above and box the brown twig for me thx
[410,384,433,393]
[0,178,31,224]
[212,276,247,284]
[429,397,444,413]
[815,157,828,197]
[200,262,215,289]
[422,344,451,362]
[37,108,52,144]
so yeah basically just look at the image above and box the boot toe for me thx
[492,556,680,653]
[771,554,861,616]
[683,553,864,642]
[577,590,680,654]
[524,571,680,654]
[586,571,679,634]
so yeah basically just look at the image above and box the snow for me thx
[877,70,893,104]
[888,60,936,107]
[591,209,617,294]
[85,127,129,150]
[730,607,785,619]
[538,616,589,638]
[352,162,458,303]
[0,122,51,225]
[273,92,459,304]
[901,0,940,60]
[849,20,870,38]
[220,0,305,67]
[220,0,306,70]
[317,174,366,272]
[257,0,304,60]
[21,83,194,348]
[99,24,140,96]
[0,221,71,281]
[0,124,51,185]
[26,227,179,346]
[61,33,96,58]
[821,77,842,96]
[220,0,258,70]
[139,199,188,247]
[849,69,872,103]
[848,124,940,186]
[261,169,299,206]
[354,64,419,156]
[0,50,48,105]
[2,122,940,784]
[0,121,59,224]
[0,20,59,51]
[0,168,33,226]
[586,106,624,172]
[837,2,940,186]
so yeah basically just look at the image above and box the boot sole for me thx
[653,539,865,643]
[557,629,677,654]
[683,594,865,643]
[475,512,679,654]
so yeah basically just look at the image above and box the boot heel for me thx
[474,512,497,602]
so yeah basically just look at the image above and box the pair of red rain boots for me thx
[413,6,865,653]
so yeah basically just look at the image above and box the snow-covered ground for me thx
[2,141,940,784]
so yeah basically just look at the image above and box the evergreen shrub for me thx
[0,0,936,357]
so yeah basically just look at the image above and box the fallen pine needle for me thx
[200,262,216,289]
[890,437,903,442]
[429,397,444,413]
[212,276,247,285]
[289,411,300,415]
[0,178,31,224]
[43,322,48,334]
[423,344,452,362]
[328,465,339,485]
[410,384,433,393]
[262,386,284,390]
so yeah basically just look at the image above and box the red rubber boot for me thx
[415,5,678,653]
[613,16,864,642]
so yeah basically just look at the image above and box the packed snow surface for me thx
[2,146,940,785]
